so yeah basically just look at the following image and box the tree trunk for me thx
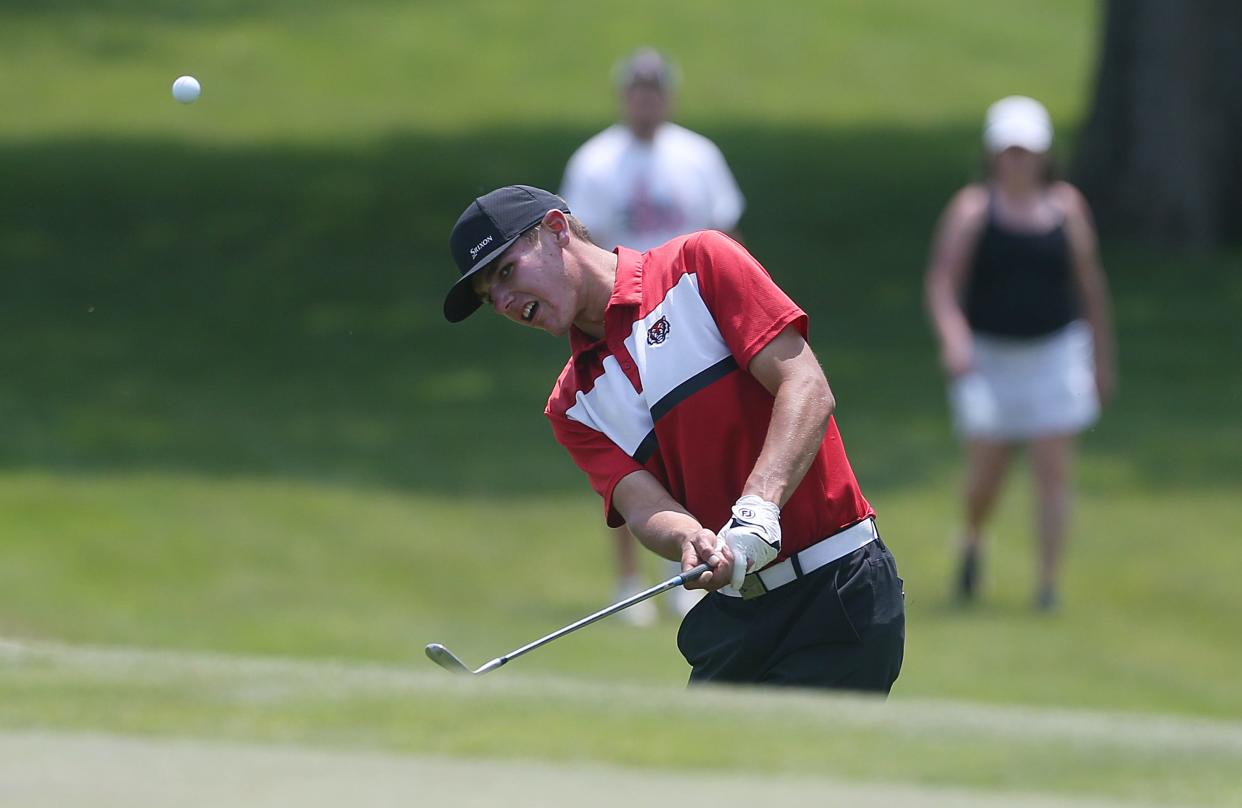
[1073,0,1242,249]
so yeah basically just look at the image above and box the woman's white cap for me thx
[983,95,1053,154]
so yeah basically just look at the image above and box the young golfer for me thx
[443,185,904,690]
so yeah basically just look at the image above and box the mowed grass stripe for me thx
[1,730,1163,808]
[2,639,1240,806]
[5,638,1242,755]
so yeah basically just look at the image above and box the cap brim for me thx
[442,236,519,322]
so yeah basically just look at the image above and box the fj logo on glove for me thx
[738,508,754,519]
[646,316,670,346]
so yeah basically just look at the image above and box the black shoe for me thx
[1035,586,1059,613]
[957,546,979,602]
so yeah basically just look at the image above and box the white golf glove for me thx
[717,495,782,590]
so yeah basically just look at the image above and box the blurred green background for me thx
[3,0,1241,804]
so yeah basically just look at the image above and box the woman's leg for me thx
[1030,433,1075,610]
[958,438,1015,599]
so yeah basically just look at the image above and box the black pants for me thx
[676,536,905,693]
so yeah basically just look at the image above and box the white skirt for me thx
[949,320,1099,441]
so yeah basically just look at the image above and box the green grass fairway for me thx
[5,640,1241,806]
[0,0,1097,140]
[0,733,1192,808]
[2,469,1240,720]
[2,1,1241,804]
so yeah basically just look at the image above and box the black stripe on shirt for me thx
[649,356,739,423]
[633,430,659,464]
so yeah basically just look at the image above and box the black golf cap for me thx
[444,185,571,323]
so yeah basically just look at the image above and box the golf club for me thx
[425,561,712,676]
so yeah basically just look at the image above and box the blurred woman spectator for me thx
[924,96,1117,611]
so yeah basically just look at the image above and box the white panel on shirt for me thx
[564,272,730,458]
[625,273,730,410]
[565,353,653,457]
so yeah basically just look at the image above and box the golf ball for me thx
[172,75,201,104]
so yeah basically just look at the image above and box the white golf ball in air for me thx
[172,75,201,104]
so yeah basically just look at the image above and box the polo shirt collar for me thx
[609,246,644,308]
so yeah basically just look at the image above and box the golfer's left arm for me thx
[611,326,831,590]
[742,325,834,507]
[698,326,832,591]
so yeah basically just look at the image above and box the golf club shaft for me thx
[476,562,712,674]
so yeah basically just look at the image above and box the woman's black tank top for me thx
[964,193,1079,338]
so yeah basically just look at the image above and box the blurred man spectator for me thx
[561,48,746,623]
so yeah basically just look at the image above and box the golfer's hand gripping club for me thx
[717,495,782,590]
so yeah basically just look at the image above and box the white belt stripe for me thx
[718,518,878,598]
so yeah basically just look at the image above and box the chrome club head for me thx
[424,643,472,674]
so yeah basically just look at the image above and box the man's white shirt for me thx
[561,122,745,252]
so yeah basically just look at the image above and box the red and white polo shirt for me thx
[545,231,873,560]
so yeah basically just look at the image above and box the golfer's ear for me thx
[543,209,571,245]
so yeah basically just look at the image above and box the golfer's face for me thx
[471,229,571,336]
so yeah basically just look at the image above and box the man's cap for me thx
[984,95,1053,154]
[444,185,570,323]
[612,47,678,90]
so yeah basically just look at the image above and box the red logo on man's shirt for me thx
[646,316,670,346]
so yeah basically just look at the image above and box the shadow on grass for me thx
[2,125,1238,497]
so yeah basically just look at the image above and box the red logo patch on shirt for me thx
[646,316,670,346]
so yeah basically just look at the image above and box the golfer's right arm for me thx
[613,471,734,590]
